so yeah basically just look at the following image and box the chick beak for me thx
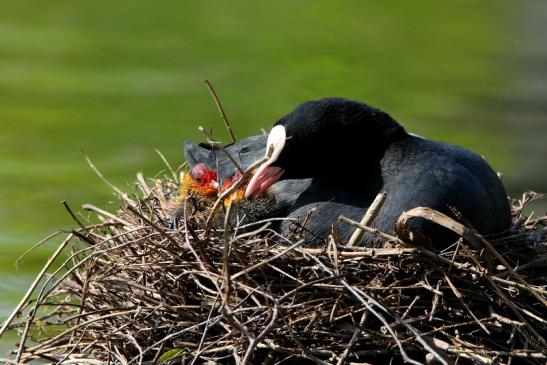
[245,125,286,199]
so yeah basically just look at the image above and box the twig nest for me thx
[4,171,546,364]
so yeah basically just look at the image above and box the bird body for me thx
[184,98,511,246]
[271,134,510,244]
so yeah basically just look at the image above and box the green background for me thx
[1,0,546,355]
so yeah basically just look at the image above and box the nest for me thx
[1,164,546,365]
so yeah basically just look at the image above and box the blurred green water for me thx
[1,0,546,355]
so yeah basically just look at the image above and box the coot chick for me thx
[246,97,511,246]
[168,163,220,227]
[184,135,268,187]
[182,136,286,227]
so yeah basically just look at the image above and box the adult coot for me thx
[244,97,511,245]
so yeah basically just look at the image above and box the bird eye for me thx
[195,177,202,183]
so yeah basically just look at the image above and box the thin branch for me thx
[206,155,268,228]
[204,79,236,143]
[347,192,387,246]
[339,215,404,244]
[84,154,136,206]
[0,234,73,338]
[198,126,243,174]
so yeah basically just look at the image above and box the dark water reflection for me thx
[0,0,545,354]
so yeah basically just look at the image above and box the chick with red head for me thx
[171,136,284,229]
[168,163,219,226]
[180,163,218,198]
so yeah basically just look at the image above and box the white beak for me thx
[244,125,287,199]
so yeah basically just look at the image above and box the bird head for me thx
[184,135,267,186]
[220,171,247,206]
[179,163,248,208]
[245,98,406,199]
[180,163,219,198]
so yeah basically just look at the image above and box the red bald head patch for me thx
[180,163,219,198]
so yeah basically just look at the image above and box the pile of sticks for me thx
[1,162,545,364]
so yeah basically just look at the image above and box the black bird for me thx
[243,97,511,245]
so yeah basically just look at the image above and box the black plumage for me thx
[185,97,511,246]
